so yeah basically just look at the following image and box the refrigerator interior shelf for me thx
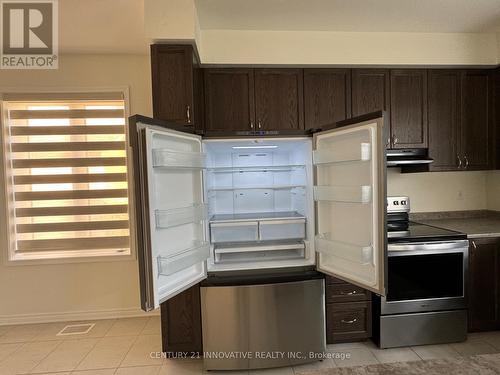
[155,204,208,229]
[214,241,305,255]
[206,165,305,173]
[314,185,372,203]
[210,211,305,223]
[152,148,206,169]
[208,185,306,192]
[313,142,371,165]
[157,241,210,276]
[315,233,373,265]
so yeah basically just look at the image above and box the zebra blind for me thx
[2,93,131,260]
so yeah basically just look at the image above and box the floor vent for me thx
[56,323,95,336]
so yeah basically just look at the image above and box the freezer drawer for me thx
[259,219,306,241]
[201,278,326,370]
[210,221,259,243]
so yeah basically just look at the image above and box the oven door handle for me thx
[388,240,469,253]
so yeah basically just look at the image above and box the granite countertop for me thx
[410,210,500,239]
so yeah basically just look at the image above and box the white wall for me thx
[145,0,200,43]
[387,169,489,213]
[144,1,499,66]
[487,171,500,211]
[497,33,500,63]
[0,54,153,324]
[200,30,498,66]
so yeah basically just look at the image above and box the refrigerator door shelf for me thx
[313,142,371,165]
[152,148,206,169]
[157,242,210,276]
[154,204,208,229]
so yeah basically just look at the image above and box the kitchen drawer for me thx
[326,301,372,343]
[210,221,258,243]
[258,219,306,241]
[326,283,371,303]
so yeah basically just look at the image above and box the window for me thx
[1,92,132,261]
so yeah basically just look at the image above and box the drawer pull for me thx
[340,290,358,296]
[341,318,357,324]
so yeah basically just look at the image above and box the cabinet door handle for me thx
[340,290,358,296]
[186,105,191,124]
[341,318,357,324]
[464,155,469,169]
[386,138,391,147]
[250,121,254,129]
[472,240,477,250]
[457,154,463,169]
[392,135,398,145]
[258,120,262,129]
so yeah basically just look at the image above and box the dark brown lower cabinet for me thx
[160,285,202,355]
[325,276,372,343]
[468,237,500,332]
[493,68,500,168]
[160,276,374,353]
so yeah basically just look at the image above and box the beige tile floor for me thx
[0,317,499,374]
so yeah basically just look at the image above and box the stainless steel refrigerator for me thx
[128,111,387,370]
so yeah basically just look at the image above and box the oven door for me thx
[381,240,469,315]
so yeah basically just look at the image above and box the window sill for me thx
[5,248,135,266]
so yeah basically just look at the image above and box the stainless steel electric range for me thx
[373,197,469,348]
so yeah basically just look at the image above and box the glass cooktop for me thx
[388,222,467,243]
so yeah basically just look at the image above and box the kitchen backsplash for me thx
[387,169,499,213]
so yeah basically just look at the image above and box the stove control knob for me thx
[401,200,407,205]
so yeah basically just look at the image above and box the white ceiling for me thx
[58,0,500,54]
[195,0,500,33]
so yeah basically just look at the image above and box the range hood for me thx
[386,149,434,167]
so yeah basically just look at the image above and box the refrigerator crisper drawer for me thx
[210,222,259,243]
[259,219,306,241]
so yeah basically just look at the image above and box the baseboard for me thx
[0,307,160,326]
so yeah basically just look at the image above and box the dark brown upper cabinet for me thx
[351,69,391,144]
[151,44,202,128]
[254,69,304,130]
[390,70,428,149]
[461,70,492,170]
[428,69,493,172]
[204,69,255,132]
[352,69,390,116]
[304,69,351,130]
[428,70,462,171]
